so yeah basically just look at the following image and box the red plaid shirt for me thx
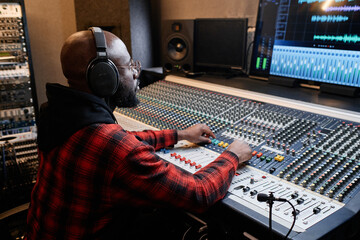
[26,123,239,239]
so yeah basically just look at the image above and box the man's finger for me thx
[202,126,216,139]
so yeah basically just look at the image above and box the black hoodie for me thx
[37,83,117,152]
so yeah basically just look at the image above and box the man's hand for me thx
[226,140,252,163]
[177,124,216,144]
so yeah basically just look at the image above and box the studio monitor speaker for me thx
[161,20,194,74]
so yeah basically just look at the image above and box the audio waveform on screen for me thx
[325,5,360,12]
[311,15,349,22]
[298,0,351,4]
[313,34,360,43]
[270,46,360,87]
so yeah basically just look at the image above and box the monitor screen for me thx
[194,18,248,71]
[250,0,360,88]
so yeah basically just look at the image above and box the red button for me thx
[175,155,181,159]
[171,153,177,157]
[256,152,263,158]
[252,151,257,156]
[185,160,191,164]
[180,157,186,162]
[190,162,196,166]
[196,165,202,169]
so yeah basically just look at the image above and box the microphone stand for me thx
[257,192,296,239]
[267,192,275,240]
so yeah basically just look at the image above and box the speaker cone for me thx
[167,37,188,61]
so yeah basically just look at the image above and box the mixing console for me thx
[115,75,360,238]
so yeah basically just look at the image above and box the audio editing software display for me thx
[250,0,360,88]
[0,1,39,212]
[115,78,360,238]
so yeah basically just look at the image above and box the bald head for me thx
[60,29,130,93]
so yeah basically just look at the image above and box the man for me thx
[26,28,252,239]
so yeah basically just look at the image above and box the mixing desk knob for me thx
[292,209,300,216]
[338,194,344,202]
[296,198,305,204]
[291,149,296,156]
[313,207,321,214]
[269,167,276,174]
[250,190,258,196]
[243,186,250,192]
[291,192,299,199]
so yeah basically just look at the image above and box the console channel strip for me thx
[0,1,37,137]
[115,77,360,237]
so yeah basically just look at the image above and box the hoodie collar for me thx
[37,83,117,151]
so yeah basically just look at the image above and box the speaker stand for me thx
[185,72,206,78]
[320,83,360,97]
[268,76,299,88]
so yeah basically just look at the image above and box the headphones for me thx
[86,27,120,97]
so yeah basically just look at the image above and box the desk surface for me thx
[187,74,360,113]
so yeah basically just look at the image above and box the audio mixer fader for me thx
[115,75,360,239]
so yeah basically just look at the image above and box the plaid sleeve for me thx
[126,129,177,150]
[113,132,239,213]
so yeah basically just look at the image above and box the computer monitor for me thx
[250,0,360,88]
[194,18,248,72]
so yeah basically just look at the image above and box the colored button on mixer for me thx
[256,152,263,158]
[252,151,257,156]
[223,143,229,148]
[218,141,224,147]
[274,155,285,162]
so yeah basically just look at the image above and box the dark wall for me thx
[74,0,157,68]
[74,0,131,54]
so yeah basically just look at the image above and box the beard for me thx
[109,79,140,109]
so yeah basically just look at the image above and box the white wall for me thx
[24,0,77,106]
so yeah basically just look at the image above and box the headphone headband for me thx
[89,27,107,59]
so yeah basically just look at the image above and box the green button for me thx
[260,156,266,161]
[266,157,272,163]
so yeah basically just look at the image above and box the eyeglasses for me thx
[116,59,141,79]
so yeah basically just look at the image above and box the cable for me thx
[258,193,296,240]
[2,145,7,186]
[182,226,192,240]
[245,41,254,73]
[284,200,297,240]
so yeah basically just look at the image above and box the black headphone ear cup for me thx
[87,59,120,97]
